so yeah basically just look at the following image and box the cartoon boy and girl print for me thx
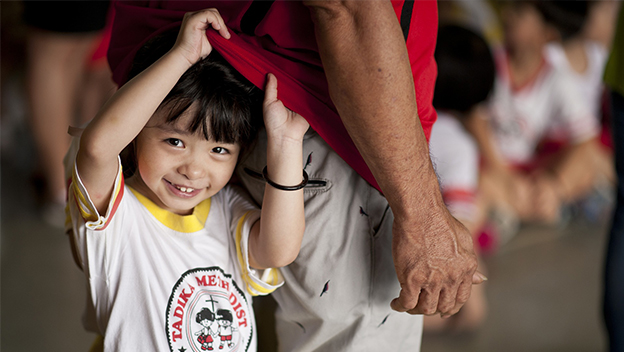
[196,306,235,351]
[67,8,306,351]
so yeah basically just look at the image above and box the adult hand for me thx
[390,204,485,317]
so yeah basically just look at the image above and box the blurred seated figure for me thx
[543,0,618,193]
[467,0,608,234]
[24,0,114,227]
[543,1,604,119]
[426,25,496,333]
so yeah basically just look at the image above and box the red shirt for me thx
[107,0,438,192]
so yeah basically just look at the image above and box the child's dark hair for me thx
[531,0,589,41]
[122,30,262,177]
[216,309,233,322]
[433,25,495,115]
[196,308,215,323]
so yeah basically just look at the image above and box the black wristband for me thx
[262,166,308,191]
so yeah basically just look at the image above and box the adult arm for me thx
[303,1,484,317]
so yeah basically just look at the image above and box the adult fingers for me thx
[408,287,440,316]
[436,286,458,316]
[442,279,473,318]
[472,271,488,285]
[390,287,421,313]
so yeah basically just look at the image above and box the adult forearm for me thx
[306,1,483,317]
[304,1,440,221]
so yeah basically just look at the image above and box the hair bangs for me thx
[156,53,260,147]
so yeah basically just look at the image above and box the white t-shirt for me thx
[488,50,599,164]
[67,157,282,352]
[429,112,479,222]
[545,40,608,118]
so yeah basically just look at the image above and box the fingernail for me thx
[475,271,488,281]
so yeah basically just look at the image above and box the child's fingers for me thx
[193,9,230,39]
[263,73,279,105]
[206,9,230,39]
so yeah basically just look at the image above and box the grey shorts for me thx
[237,129,423,352]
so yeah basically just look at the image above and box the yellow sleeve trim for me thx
[235,211,279,296]
[71,165,98,222]
[71,158,124,229]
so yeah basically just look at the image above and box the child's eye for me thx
[166,138,184,147]
[212,147,229,154]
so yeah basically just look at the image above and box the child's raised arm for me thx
[248,74,309,269]
[76,9,230,214]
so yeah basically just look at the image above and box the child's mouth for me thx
[164,179,202,197]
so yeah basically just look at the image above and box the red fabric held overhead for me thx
[107,1,438,193]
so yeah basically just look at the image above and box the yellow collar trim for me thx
[128,187,211,233]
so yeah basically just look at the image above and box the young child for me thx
[469,0,602,225]
[543,0,616,194]
[543,1,607,118]
[426,24,495,332]
[66,9,308,351]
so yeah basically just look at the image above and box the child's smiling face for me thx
[128,107,240,215]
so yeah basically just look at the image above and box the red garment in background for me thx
[107,1,438,193]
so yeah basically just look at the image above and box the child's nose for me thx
[178,158,207,180]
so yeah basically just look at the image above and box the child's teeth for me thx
[176,186,194,193]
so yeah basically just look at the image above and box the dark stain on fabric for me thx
[378,314,390,327]
[359,206,369,217]
[320,280,330,297]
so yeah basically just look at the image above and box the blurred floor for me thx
[1,155,97,350]
[422,222,609,352]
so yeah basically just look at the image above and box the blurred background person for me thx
[426,24,496,333]
[23,0,115,227]
[544,1,617,120]
[603,4,624,352]
[543,0,617,201]
[467,0,608,241]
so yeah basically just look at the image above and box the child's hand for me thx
[173,8,230,66]
[263,73,310,142]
